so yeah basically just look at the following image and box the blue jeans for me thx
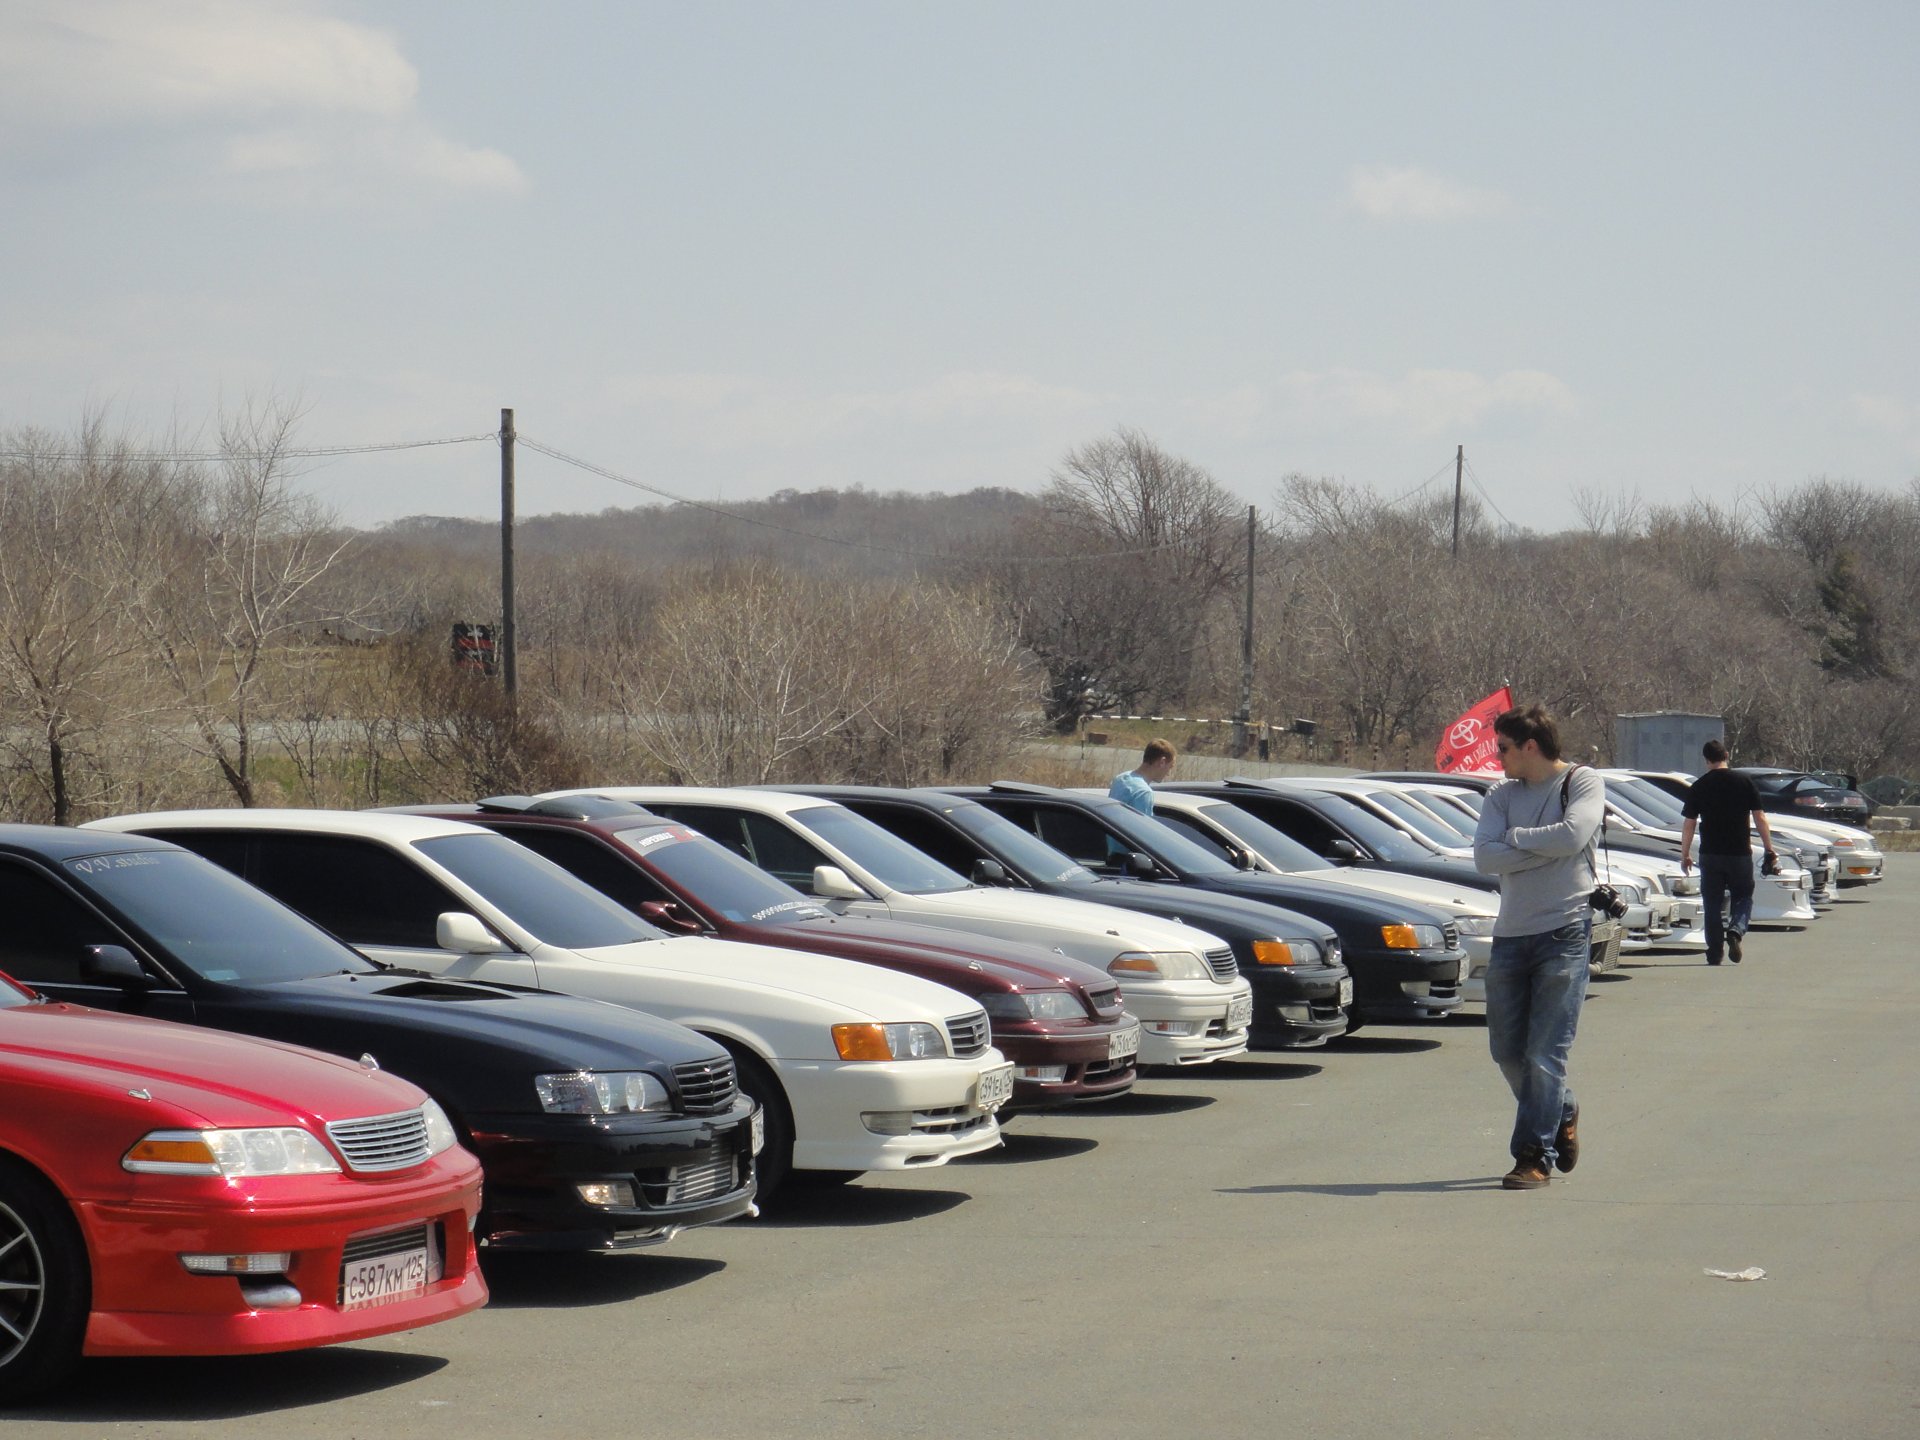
[1697,852,1753,959]
[1486,918,1589,1166]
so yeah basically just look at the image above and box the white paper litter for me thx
[1704,1267,1766,1281]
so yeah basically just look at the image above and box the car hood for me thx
[1060,878,1338,947]
[0,999,427,1128]
[1292,866,1497,917]
[895,884,1226,954]
[1186,870,1457,937]
[783,914,1116,992]
[567,932,981,1022]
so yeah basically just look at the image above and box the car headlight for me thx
[1381,923,1446,950]
[832,1021,949,1060]
[1109,950,1211,980]
[535,1071,670,1115]
[1828,836,1855,849]
[1251,939,1296,965]
[1453,915,1495,936]
[420,1098,458,1156]
[980,990,1086,1021]
[124,1128,341,1177]
[1665,873,1700,896]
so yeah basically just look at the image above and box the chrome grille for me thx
[665,1147,739,1205]
[673,1057,738,1114]
[1085,983,1123,1012]
[1442,923,1459,951]
[946,1010,991,1058]
[341,1222,434,1265]
[1204,946,1239,983]
[326,1108,430,1173]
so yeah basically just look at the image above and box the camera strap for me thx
[1560,763,1611,879]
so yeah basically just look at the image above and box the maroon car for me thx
[387,797,1142,1110]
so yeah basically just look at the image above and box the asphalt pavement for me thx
[14,858,1918,1439]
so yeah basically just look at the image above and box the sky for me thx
[2,1,1916,534]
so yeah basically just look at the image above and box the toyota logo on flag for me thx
[1447,718,1482,749]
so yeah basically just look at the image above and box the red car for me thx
[392,798,1143,1110]
[0,971,486,1403]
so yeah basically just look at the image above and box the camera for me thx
[1588,884,1629,919]
[1760,850,1781,876]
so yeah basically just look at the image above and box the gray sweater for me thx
[1472,766,1605,937]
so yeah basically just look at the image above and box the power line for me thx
[0,433,496,463]
[1460,455,1520,529]
[1379,459,1457,510]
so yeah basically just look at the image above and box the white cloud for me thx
[1342,165,1511,221]
[0,0,521,199]
[1187,367,1576,438]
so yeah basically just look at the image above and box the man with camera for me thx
[1471,704,1606,1191]
[1677,738,1777,966]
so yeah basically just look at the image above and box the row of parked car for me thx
[0,764,1883,1399]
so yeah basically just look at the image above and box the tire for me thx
[0,1157,90,1406]
[716,1045,794,1205]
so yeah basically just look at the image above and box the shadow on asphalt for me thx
[952,1132,1099,1165]
[1220,1175,1506,1196]
[18,1348,449,1421]
[1192,1057,1324,1081]
[482,1252,726,1309]
[1063,1090,1215,1117]
[1321,1034,1445,1054]
[754,1185,970,1229]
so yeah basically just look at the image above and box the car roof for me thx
[84,808,490,843]
[537,787,838,818]
[0,823,182,861]
[765,785,974,810]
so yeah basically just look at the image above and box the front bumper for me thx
[1244,963,1352,1049]
[467,1097,759,1251]
[1347,947,1465,1023]
[80,1155,486,1356]
[1833,850,1883,885]
[782,1052,1008,1173]
[994,1020,1140,1108]
[1124,975,1254,1065]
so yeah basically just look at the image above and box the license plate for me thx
[749,1108,765,1155]
[341,1245,429,1311]
[975,1063,1015,1112]
[1338,977,1354,1006]
[1108,1023,1141,1060]
[1226,995,1253,1030]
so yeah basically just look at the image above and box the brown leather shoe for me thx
[1555,1106,1580,1173]
[1728,932,1743,963]
[1502,1150,1551,1190]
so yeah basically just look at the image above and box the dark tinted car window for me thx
[618,829,829,924]
[787,806,968,894]
[242,833,459,948]
[0,860,121,985]
[1185,803,1333,872]
[63,848,374,982]
[1155,813,1239,864]
[646,804,830,887]
[497,825,676,915]
[1289,794,1430,862]
[416,833,661,949]
[941,804,1099,886]
[849,804,987,876]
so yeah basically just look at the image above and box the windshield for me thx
[1612,778,1687,824]
[796,806,972,894]
[1301,793,1435,862]
[0,973,32,1007]
[1090,803,1238,876]
[64,850,375,983]
[1602,783,1676,828]
[945,804,1099,886]
[620,828,831,924]
[1415,789,1484,828]
[416,833,663,949]
[1359,791,1469,848]
[1184,803,1333,872]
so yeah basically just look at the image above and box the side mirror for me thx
[82,943,153,988]
[970,858,1009,887]
[812,865,868,901]
[1124,851,1159,880]
[436,912,508,955]
[638,899,704,934]
[1326,839,1360,862]
[1227,845,1255,871]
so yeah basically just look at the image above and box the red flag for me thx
[1434,686,1513,774]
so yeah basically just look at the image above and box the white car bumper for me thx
[1124,975,1253,1065]
[784,1053,1011,1174]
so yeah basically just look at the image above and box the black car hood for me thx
[1169,870,1456,947]
[188,971,726,1113]
[1055,878,1337,948]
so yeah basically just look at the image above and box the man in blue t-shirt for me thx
[1109,738,1175,815]
[1679,738,1777,965]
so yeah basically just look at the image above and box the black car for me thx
[937,783,1467,1028]
[0,825,758,1252]
[773,786,1353,1048]
[1737,768,1877,829]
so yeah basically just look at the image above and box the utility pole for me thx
[1235,504,1254,758]
[1451,444,1464,559]
[500,407,517,697]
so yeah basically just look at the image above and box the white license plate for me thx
[1338,977,1354,1006]
[341,1246,429,1311]
[749,1108,765,1156]
[1226,995,1253,1030]
[975,1063,1015,1112]
[1108,1023,1141,1060]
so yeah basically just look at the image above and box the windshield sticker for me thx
[67,853,162,875]
[749,898,829,922]
[632,827,694,849]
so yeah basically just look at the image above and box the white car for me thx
[1624,770,1884,887]
[539,787,1254,1067]
[83,809,1014,1197]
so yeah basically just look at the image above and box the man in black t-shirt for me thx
[1679,739,1777,965]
